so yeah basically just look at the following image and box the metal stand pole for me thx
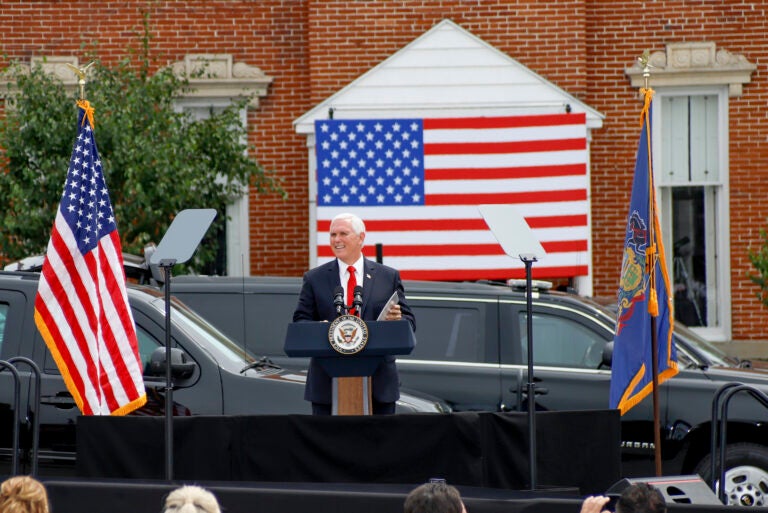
[0,361,21,475]
[7,357,41,476]
[160,259,176,481]
[522,256,537,490]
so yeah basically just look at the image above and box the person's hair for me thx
[332,212,366,236]
[0,475,50,513]
[163,485,221,513]
[616,482,667,513]
[404,482,464,513]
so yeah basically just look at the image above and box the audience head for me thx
[616,482,667,513]
[404,481,466,513]
[163,485,221,513]
[0,475,50,513]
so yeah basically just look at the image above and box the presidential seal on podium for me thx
[328,315,369,354]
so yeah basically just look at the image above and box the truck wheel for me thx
[694,443,768,507]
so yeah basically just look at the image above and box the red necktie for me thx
[347,265,357,316]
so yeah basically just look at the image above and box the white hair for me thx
[163,485,221,513]
[331,212,366,235]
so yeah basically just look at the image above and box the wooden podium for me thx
[284,320,415,415]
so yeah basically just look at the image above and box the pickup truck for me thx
[0,270,445,476]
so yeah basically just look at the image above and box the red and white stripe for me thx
[317,113,589,280]
[35,214,146,416]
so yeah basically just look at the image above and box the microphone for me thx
[352,285,363,316]
[333,286,345,316]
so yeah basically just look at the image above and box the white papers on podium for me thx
[376,291,399,321]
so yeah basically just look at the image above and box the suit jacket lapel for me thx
[325,259,341,293]
[362,259,376,318]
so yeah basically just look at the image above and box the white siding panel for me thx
[339,84,567,106]
[295,20,603,132]
[362,66,542,87]
[389,48,512,68]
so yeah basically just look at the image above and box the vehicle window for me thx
[674,324,736,366]
[672,342,699,369]
[174,292,296,356]
[407,304,485,362]
[246,294,295,355]
[136,326,161,375]
[149,297,254,366]
[520,312,605,368]
[0,303,7,354]
[41,321,161,376]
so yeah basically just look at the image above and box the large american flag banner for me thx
[34,100,146,416]
[314,113,589,280]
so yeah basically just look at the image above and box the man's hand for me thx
[384,303,403,321]
[580,495,611,513]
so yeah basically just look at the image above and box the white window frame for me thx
[174,97,250,276]
[651,85,731,342]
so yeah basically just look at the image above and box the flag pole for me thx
[37,61,147,418]
[65,62,95,101]
[638,51,664,477]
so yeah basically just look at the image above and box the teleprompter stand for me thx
[479,204,546,491]
[149,208,216,480]
[284,320,415,415]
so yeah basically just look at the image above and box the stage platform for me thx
[10,410,762,513]
[76,410,620,494]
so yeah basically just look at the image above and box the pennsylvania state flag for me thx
[610,88,678,415]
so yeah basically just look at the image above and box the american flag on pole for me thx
[314,113,589,280]
[34,100,146,416]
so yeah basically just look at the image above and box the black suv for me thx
[170,275,768,507]
[0,271,445,476]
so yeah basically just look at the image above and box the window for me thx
[175,291,298,357]
[3,54,271,277]
[176,100,249,276]
[519,312,605,368]
[626,42,755,342]
[169,54,273,276]
[406,305,486,362]
[136,326,161,375]
[655,89,730,340]
[0,304,7,354]
[43,324,161,375]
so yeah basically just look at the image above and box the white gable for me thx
[294,20,600,295]
[295,19,603,132]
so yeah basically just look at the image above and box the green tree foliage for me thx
[749,228,768,309]
[0,30,280,274]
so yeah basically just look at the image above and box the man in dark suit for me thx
[292,212,416,415]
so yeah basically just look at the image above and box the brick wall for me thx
[0,0,314,275]
[1,0,767,341]
[585,0,768,341]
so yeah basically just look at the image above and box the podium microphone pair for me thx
[334,285,363,316]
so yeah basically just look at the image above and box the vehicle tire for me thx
[694,443,768,507]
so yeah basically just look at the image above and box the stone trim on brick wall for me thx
[0,56,82,100]
[1,54,273,107]
[169,54,273,107]
[625,42,755,97]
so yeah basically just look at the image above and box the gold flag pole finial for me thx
[638,50,652,91]
[66,61,95,100]
[637,50,654,124]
